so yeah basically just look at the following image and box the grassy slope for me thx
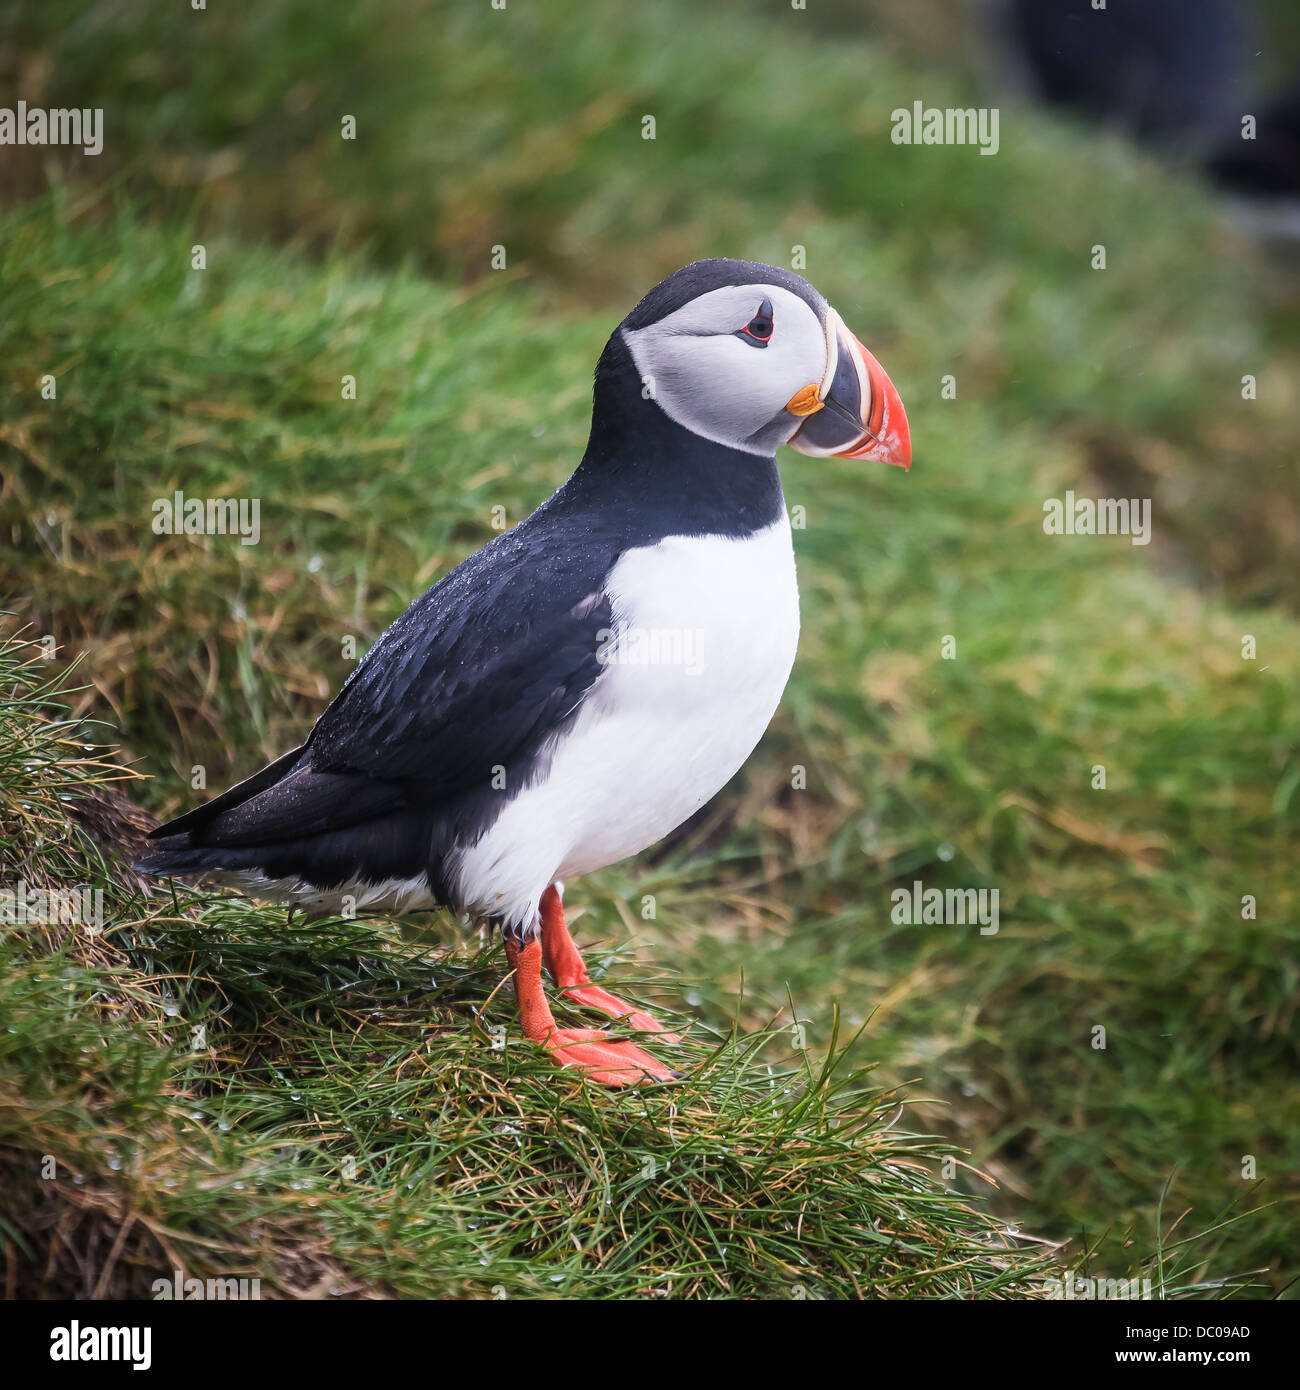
[0,640,1049,1299]
[1,0,1297,1294]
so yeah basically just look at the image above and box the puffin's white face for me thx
[621,277,911,468]
[623,284,827,455]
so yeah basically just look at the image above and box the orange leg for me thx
[539,885,680,1041]
[505,935,677,1087]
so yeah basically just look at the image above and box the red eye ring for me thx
[735,298,775,347]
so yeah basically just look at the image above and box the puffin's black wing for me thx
[143,522,617,857]
[310,531,613,795]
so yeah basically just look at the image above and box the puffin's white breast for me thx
[452,515,800,930]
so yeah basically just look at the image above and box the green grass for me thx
[1,0,1297,1298]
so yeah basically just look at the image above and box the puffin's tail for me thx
[132,838,272,879]
[131,743,308,880]
[130,743,430,899]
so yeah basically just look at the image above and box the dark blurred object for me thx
[1001,0,1252,144]
[1208,79,1300,196]
[992,0,1300,231]
[67,786,161,894]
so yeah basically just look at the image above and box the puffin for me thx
[136,259,910,1086]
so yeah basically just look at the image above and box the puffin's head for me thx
[617,258,910,469]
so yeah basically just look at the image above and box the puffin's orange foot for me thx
[559,983,682,1043]
[538,884,682,1042]
[542,1027,679,1087]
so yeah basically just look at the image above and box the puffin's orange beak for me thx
[836,333,911,470]
[786,311,911,471]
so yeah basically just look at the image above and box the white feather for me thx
[225,869,436,915]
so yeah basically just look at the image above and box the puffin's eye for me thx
[735,298,774,347]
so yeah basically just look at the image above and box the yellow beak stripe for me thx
[784,382,824,417]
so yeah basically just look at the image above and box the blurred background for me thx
[1,0,1297,1296]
